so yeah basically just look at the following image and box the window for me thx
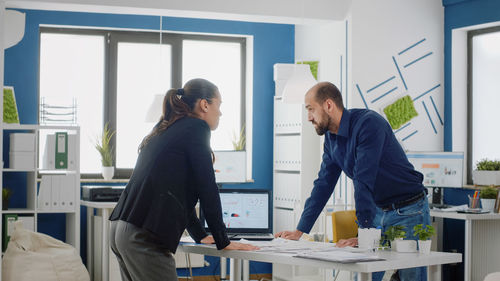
[467,27,500,183]
[39,28,246,177]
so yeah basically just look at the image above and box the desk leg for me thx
[359,272,372,281]
[230,258,242,281]
[86,207,94,279]
[428,265,440,281]
[243,260,249,281]
[221,257,227,280]
[102,208,110,281]
[464,220,471,281]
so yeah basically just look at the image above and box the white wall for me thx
[351,0,444,151]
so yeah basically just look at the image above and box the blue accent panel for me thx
[355,84,369,109]
[367,76,395,93]
[430,96,444,125]
[392,56,408,90]
[402,130,418,141]
[5,9,293,276]
[398,38,426,55]
[371,86,397,103]
[403,52,433,68]
[422,101,437,134]
[394,122,411,134]
[413,84,441,101]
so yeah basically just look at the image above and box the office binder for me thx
[61,174,76,211]
[55,132,68,169]
[38,175,52,210]
[2,214,18,251]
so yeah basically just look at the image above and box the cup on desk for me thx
[311,232,325,242]
[468,195,480,209]
[358,228,381,249]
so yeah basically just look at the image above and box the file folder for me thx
[55,132,68,169]
[38,175,52,210]
[2,214,18,251]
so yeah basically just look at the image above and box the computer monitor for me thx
[406,151,464,188]
[200,189,271,234]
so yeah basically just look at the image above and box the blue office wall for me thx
[4,9,295,276]
[442,1,500,280]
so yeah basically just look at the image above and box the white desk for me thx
[430,210,500,281]
[80,200,116,281]
[178,242,461,281]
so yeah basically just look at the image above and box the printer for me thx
[81,185,125,202]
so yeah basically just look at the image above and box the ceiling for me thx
[6,0,351,24]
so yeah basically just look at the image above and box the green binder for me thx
[55,132,68,169]
[3,214,18,251]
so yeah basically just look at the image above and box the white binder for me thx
[51,175,62,211]
[37,175,52,210]
[61,174,76,211]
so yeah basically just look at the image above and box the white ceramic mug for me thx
[358,228,381,249]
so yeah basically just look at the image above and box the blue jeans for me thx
[372,196,431,281]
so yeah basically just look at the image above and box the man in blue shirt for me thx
[275,82,430,281]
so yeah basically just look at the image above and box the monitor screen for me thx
[201,189,270,233]
[406,152,464,188]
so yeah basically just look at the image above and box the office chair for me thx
[331,210,358,243]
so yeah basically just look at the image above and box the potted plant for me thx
[473,159,500,185]
[413,224,435,254]
[232,125,245,151]
[95,123,115,180]
[383,225,416,252]
[2,187,12,210]
[480,186,498,212]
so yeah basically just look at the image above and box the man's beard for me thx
[313,111,331,135]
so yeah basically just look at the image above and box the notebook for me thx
[200,189,274,241]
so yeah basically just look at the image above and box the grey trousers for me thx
[109,220,178,281]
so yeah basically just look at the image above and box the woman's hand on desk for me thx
[336,237,358,248]
[224,242,260,251]
[201,235,215,244]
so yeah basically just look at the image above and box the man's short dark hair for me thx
[314,82,344,110]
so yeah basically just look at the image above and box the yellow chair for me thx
[331,210,358,243]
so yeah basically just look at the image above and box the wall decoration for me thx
[354,37,443,142]
[383,95,418,130]
[3,86,20,124]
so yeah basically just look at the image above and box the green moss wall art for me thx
[3,87,20,124]
[383,95,418,130]
[297,61,319,80]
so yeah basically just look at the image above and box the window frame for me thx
[466,25,500,184]
[39,27,247,179]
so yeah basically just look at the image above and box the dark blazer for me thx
[109,117,230,253]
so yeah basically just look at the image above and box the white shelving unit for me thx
[0,123,80,276]
[273,95,329,281]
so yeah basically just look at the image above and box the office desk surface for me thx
[430,210,500,220]
[178,243,461,273]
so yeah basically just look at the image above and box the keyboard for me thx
[229,233,274,241]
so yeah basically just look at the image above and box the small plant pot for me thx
[2,199,9,210]
[393,239,417,253]
[481,199,496,212]
[472,170,500,185]
[102,166,115,181]
[418,240,432,254]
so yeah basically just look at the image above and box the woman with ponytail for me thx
[109,78,257,281]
